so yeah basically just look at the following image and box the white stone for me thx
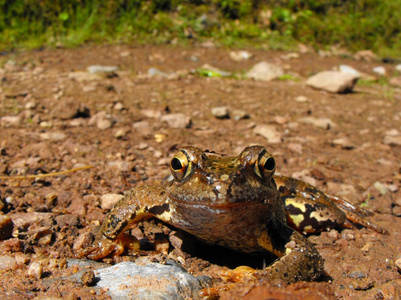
[306,71,359,93]
[211,107,229,119]
[299,117,337,129]
[396,64,401,72]
[40,132,67,141]
[100,194,123,210]
[161,113,191,129]
[253,125,282,143]
[373,66,386,76]
[229,50,253,62]
[245,62,284,81]
[338,65,361,76]
[0,116,21,127]
[87,65,118,74]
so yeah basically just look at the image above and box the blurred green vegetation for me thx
[0,0,400,56]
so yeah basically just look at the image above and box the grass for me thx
[0,1,401,56]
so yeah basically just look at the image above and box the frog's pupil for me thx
[264,157,275,171]
[171,158,183,170]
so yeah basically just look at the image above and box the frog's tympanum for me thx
[77,146,387,284]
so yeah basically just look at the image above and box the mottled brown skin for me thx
[77,145,386,283]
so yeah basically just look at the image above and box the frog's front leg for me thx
[257,220,324,283]
[76,185,171,260]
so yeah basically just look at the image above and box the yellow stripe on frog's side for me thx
[285,199,307,228]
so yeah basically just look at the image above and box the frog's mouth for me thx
[170,197,268,209]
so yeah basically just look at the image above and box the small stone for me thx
[332,137,355,149]
[211,107,229,119]
[396,64,401,72]
[354,50,378,62]
[0,216,13,240]
[339,65,361,76]
[40,132,67,141]
[138,142,148,150]
[114,128,129,139]
[232,110,249,120]
[229,50,253,62]
[113,102,125,111]
[372,66,386,76]
[396,258,401,272]
[100,193,123,210]
[373,181,388,195]
[97,118,112,130]
[0,116,22,127]
[148,68,168,78]
[306,71,359,93]
[87,65,118,74]
[51,100,90,120]
[28,262,43,279]
[295,95,308,102]
[133,121,152,136]
[390,77,401,88]
[141,109,162,119]
[245,62,284,81]
[253,125,282,144]
[81,270,96,286]
[161,113,191,129]
[0,255,17,270]
[383,135,401,146]
[25,101,37,109]
[68,71,100,82]
[299,117,337,129]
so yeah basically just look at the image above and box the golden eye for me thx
[170,150,193,181]
[254,150,276,179]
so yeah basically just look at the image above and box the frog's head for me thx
[166,146,279,208]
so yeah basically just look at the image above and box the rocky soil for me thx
[0,44,401,299]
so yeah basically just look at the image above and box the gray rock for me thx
[211,107,229,119]
[94,260,211,300]
[0,115,21,127]
[87,65,119,74]
[245,62,284,81]
[253,124,282,144]
[148,68,169,78]
[161,113,191,129]
[306,71,359,93]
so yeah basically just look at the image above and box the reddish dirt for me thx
[0,44,401,299]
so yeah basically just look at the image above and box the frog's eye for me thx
[170,150,193,181]
[254,151,276,179]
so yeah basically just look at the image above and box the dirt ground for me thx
[0,44,401,299]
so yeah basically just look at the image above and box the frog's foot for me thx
[328,195,389,234]
[199,266,257,297]
[75,233,140,260]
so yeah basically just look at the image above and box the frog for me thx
[76,145,387,284]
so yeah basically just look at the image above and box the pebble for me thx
[114,128,129,139]
[229,50,253,62]
[338,64,361,76]
[161,113,191,129]
[373,181,388,195]
[295,95,308,102]
[245,61,284,81]
[87,65,118,74]
[306,71,359,93]
[390,77,401,88]
[68,71,100,82]
[28,262,43,279]
[354,50,378,62]
[113,102,125,111]
[332,137,355,149]
[0,115,22,127]
[93,260,211,299]
[141,109,162,119]
[299,117,337,129]
[51,100,90,120]
[133,121,152,136]
[211,106,229,119]
[100,193,123,210]
[253,124,282,144]
[25,101,37,109]
[383,135,401,146]
[0,255,18,270]
[232,109,249,120]
[0,215,14,240]
[396,258,401,272]
[372,66,386,76]
[148,67,169,78]
[40,132,67,141]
